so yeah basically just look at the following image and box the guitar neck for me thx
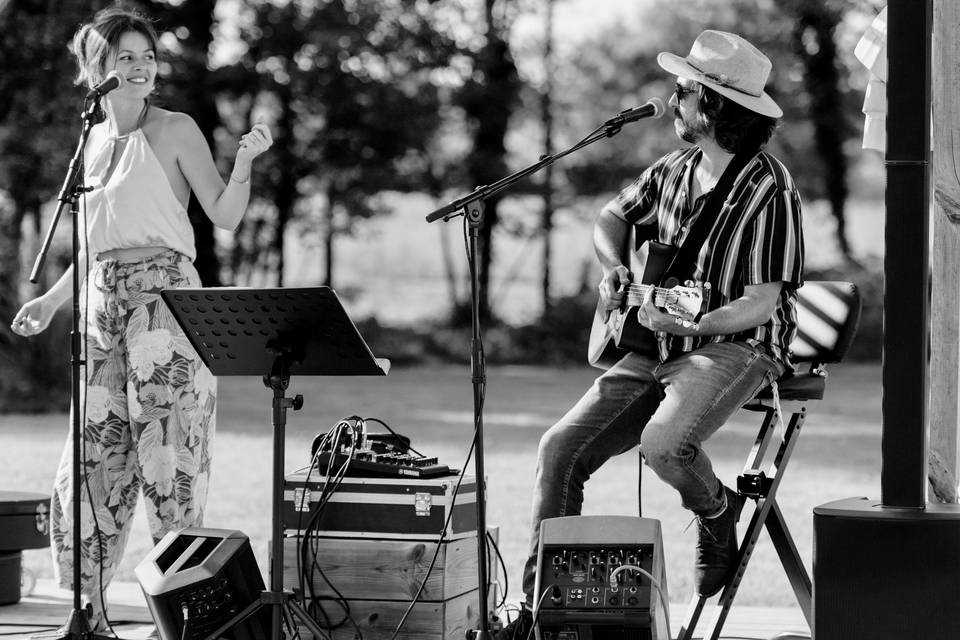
[625,284,678,307]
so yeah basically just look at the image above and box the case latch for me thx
[414,492,432,516]
[293,488,312,512]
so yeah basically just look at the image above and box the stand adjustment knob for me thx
[292,394,304,410]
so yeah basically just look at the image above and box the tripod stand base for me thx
[30,604,115,640]
[204,589,327,640]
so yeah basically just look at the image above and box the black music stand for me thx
[162,286,389,640]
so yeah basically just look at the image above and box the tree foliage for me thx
[0,0,114,411]
[556,0,878,217]
[0,0,887,411]
[222,0,463,287]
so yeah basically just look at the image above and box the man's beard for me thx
[674,109,709,143]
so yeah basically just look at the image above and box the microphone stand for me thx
[29,97,112,640]
[425,114,641,640]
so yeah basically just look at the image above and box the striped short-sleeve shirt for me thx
[604,146,805,365]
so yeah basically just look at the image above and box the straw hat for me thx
[657,30,783,118]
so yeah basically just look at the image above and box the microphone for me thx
[605,97,665,126]
[85,71,125,100]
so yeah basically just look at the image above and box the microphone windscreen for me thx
[105,70,125,87]
[648,97,665,118]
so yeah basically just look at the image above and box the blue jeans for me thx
[520,341,784,603]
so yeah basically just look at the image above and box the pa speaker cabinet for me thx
[135,527,269,640]
[814,497,960,639]
[534,516,669,640]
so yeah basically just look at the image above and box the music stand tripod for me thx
[162,286,389,640]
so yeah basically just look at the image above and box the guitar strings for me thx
[620,284,698,300]
[621,283,698,293]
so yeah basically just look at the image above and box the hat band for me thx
[687,59,762,97]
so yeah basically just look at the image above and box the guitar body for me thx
[587,241,675,369]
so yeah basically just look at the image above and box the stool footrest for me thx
[737,470,773,498]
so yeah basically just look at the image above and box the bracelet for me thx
[230,172,250,184]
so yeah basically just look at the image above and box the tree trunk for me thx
[1,193,70,412]
[460,0,519,324]
[272,95,296,287]
[145,0,221,285]
[928,0,960,503]
[791,3,852,260]
[0,196,29,408]
[324,184,336,288]
[540,0,555,315]
[439,219,462,311]
[0,201,25,343]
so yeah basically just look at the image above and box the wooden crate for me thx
[294,589,491,640]
[283,528,497,601]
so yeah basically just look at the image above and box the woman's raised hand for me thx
[236,123,273,162]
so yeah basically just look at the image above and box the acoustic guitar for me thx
[587,240,709,369]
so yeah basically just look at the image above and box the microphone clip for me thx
[603,121,626,138]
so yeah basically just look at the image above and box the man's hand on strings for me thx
[599,265,632,311]
[636,287,673,334]
[637,279,702,337]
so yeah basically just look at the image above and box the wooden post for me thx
[929,0,960,503]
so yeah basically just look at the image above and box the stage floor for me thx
[0,579,809,639]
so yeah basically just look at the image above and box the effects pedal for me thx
[311,418,451,478]
[314,450,450,478]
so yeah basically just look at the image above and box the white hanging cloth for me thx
[854,7,888,152]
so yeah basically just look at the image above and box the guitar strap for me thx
[662,147,757,285]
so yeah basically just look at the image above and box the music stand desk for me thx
[161,286,390,377]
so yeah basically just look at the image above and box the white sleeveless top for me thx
[82,128,196,261]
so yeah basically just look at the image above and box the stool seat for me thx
[749,372,827,404]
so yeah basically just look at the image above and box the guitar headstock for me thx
[656,282,710,322]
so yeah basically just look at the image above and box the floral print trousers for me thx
[51,249,216,596]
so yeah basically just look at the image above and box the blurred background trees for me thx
[0,0,886,412]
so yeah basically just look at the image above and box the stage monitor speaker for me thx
[534,516,669,640]
[814,497,960,639]
[135,527,269,640]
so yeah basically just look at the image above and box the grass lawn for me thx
[2,361,881,609]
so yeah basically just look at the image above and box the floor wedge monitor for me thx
[135,527,269,640]
[534,516,669,640]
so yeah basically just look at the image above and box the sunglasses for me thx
[674,83,698,103]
